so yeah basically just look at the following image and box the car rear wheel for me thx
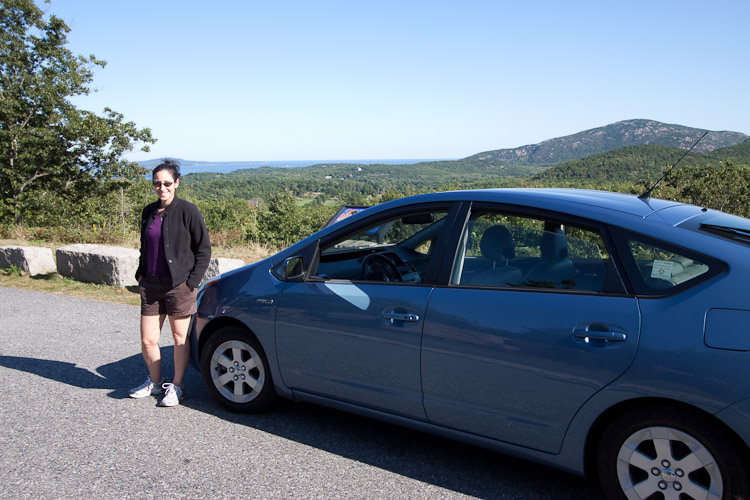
[200,326,275,413]
[597,407,749,500]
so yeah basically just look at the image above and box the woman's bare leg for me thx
[168,315,191,387]
[140,314,166,382]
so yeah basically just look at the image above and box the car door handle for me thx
[573,324,627,342]
[383,311,420,322]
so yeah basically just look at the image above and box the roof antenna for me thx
[638,131,708,200]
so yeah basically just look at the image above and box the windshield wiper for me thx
[700,223,750,243]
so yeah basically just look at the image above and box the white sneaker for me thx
[159,383,184,407]
[129,376,163,398]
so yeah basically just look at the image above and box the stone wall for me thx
[56,244,140,287]
[1,244,245,289]
[202,257,245,284]
[0,246,57,276]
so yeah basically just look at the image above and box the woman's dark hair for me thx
[152,158,181,180]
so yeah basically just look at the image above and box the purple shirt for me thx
[146,214,170,277]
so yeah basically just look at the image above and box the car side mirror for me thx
[281,256,306,281]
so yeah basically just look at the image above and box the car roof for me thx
[385,188,685,220]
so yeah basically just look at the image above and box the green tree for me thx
[256,191,336,248]
[0,0,154,225]
[662,161,750,217]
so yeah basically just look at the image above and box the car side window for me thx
[626,238,711,292]
[314,211,448,283]
[451,212,615,292]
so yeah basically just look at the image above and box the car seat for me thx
[470,225,523,286]
[522,227,576,288]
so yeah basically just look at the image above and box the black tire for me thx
[597,406,749,500]
[200,326,275,413]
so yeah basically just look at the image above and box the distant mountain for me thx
[465,119,748,167]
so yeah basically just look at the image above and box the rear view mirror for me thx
[401,213,434,224]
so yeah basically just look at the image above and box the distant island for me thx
[136,158,456,175]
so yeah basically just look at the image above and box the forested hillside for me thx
[179,160,544,203]
[532,139,750,185]
[706,137,750,163]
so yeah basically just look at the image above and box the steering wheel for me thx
[362,253,403,282]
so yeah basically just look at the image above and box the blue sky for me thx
[45,1,750,162]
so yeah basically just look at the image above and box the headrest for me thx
[540,228,568,261]
[480,225,516,262]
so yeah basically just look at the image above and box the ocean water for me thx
[140,158,452,175]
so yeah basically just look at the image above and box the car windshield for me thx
[326,213,446,253]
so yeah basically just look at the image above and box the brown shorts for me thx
[139,276,198,317]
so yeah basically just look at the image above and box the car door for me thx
[274,205,455,419]
[421,208,640,453]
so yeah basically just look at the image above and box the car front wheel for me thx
[597,407,749,500]
[200,326,275,413]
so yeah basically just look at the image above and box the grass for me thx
[0,239,275,306]
[0,268,143,306]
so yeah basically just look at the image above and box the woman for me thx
[129,159,211,407]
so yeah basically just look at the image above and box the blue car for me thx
[189,188,750,500]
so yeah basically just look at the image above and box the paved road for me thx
[0,287,605,499]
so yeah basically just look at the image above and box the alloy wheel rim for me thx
[616,425,722,500]
[209,340,265,403]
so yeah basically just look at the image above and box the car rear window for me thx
[627,241,709,288]
[695,213,750,245]
[615,229,725,296]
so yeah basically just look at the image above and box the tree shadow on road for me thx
[0,346,178,399]
[182,373,605,500]
[194,397,606,500]
[0,351,605,500]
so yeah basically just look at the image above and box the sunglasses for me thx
[153,181,174,188]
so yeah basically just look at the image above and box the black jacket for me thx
[136,196,211,289]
